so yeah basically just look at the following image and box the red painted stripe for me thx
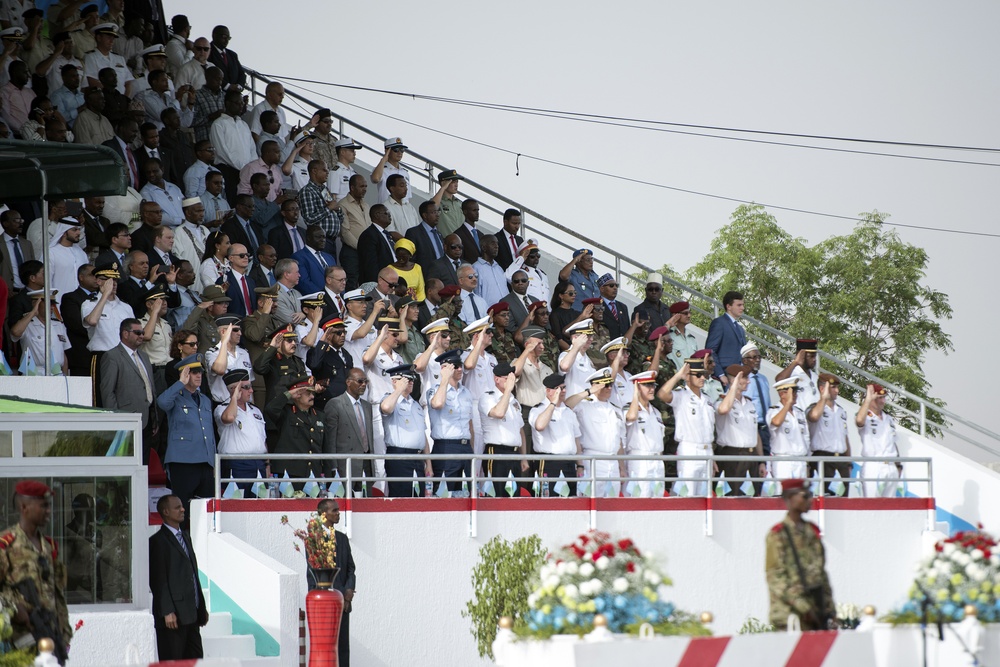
[150,660,199,666]
[677,636,730,667]
[819,497,934,510]
[783,631,837,667]
[710,498,786,510]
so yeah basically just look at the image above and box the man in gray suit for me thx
[100,316,157,463]
[0,209,35,291]
[323,367,374,492]
[501,269,538,333]
[272,257,304,327]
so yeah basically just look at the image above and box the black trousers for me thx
[537,458,577,497]
[809,451,854,495]
[485,444,523,495]
[716,445,755,496]
[156,623,203,661]
[168,462,215,528]
[339,245,360,291]
[431,439,472,492]
[384,446,423,497]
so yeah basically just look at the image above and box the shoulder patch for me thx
[43,535,57,558]
[0,533,14,549]
[807,522,821,537]
[770,523,784,534]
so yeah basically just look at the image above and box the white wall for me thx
[66,610,156,666]
[193,498,929,667]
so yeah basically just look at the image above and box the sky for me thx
[170,0,1000,457]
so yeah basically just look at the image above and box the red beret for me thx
[669,301,690,314]
[648,325,669,341]
[691,349,711,359]
[581,297,602,306]
[15,480,53,498]
[488,301,509,314]
[528,300,548,312]
[438,284,461,298]
[871,383,887,396]
[781,478,808,492]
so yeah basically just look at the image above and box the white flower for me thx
[563,584,578,600]
[953,552,970,566]
[644,570,662,585]
[971,549,985,561]
[565,562,579,575]
[943,543,956,556]
[612,577,629,593]
[966,564,987,582]
[556,562,568,575]
[991,554,1000,567]
[544,575,560,589]
[595,556,610,571]
[527,592,539,607]
[579,562,595,577]
[540,564,553,579]
[586,578,603,595]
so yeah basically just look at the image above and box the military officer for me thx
[601,337,633,409]
[566,367,626,497]
[157,354,216,518]
[205,315,254,404]
[242,284,280,406]
[427,349,475,493]
[362,316,406,488]
[436,285,469,350]
[380,364,432,497]
[487,302,520,365]
[254,326,308,409]
[479,362,529,489]
[558,319,596,396]
[624,371,666,497]
[774,338,821,413]
[806,373,852,494]
[582,298,611,368]
[692,349,725,403]
[414,318,451,400]
[330,137,363,201]
[182,284,229,353]
[0,481,71,664]
[716,364,765,495]
[462,316,498,475]
[265,375,325,485]
[667,301,697,364]
[656,358,716,497]
[765,478,836,630]
[768,377,810,480]
[529,373,582,496]
[642,326,678,489]
[514,301,560,370]
[856,383,901,498]
[307,315,353,401]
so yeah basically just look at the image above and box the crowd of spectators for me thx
[0,4,901,503]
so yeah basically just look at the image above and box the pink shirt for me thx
[0,82,36,136]
[236,158,283,201]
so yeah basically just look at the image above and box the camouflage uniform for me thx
[626,337,654,376]
[703,376,725,403]
[0,524,72,651]
[182,307,221,353]
[645,354,679,487]
[242,309,278,407]
[437,300,469,350]
[765,516,835,630]
[489,328,521,366]
[536,331,562,372]
[587,320,612,369]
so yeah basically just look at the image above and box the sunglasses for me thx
[231,253,249,258]
[349,377,368,384]
[448,244,464,249]
[129,329,143,335]
[181,340,197,347]
[512,278,528,284]
[194,46,210,51]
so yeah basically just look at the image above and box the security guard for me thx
[656,358,716,497]
[380,364,432,497]
[265,374,325,486]
[625,371,666,497]
[768,377,809,480]
[765,478,836,630]
[529,372,582,496]
[0,481,71,664]
[157,354,216,517]
[427,349,474,493]
[479,362,528,489]
[566,368,625,498]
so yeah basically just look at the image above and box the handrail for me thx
[244,69,1000,456]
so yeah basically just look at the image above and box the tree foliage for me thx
[642,205,953,432]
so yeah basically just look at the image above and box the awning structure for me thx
[0,139,127,199]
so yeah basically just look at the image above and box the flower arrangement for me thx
[280,513,337,570]
[520,530,709,637]
[888,527,1000,624]
[0,598,33,667]
[836,603,861,630]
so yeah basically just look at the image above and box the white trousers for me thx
[862,462,900,498]
[771,458,808,482]
[675,442,712,497]
[627,457,665,497]
[579,458,620,497]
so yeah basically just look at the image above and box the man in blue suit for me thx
[704,290,747,387]
[292,225,337,295]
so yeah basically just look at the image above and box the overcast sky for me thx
[170,0,1000,456]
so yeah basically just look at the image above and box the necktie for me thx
[523,295,530,307]
[753,374,768,422]
[150,149,158,160]
[453,259,460,272]
[354,400,369,452]
[291,228,302,253]
[471,295,481,319]
[471,227,480,249]
[161,251,171,266]
[316,250,327,268]
[432,229,444,258]
[337,296,345,314]
[240,275,252,314]
[174,530,199,600]
[608,301,618,319]
[509,233,518,257]
[10,237,23,276]
[125,147,138,187]
[268,271,275,286]
[382,229,394,249]
[732,318,745,345]
[134,351,152,404]
[243,220,259,254]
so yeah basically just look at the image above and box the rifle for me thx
[782,524,836,630]
[15,578,68,665]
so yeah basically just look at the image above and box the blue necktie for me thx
[471,296,481,319]
[753,374,767,423]
[11,237,23,267]
[243,220,259,254]
[431,229,444,258]
[471,227,480,249]
[732,319,745,346]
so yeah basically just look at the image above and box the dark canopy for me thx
[0,139,127,200]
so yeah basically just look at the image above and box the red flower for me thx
[618,539,634,552]
[935,544,943,552]
[626,562,636,573]
[74,619,84,631]
[571,545,585,558]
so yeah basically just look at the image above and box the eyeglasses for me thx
[181,340,198,347]
[465,273,479,279]
[379,276,397,288]
[239,385,252,391]
[565,291,576,296]
[391,147,404,152]
[231,253,249,259]
[349,377,368,384]
[194,46,210,51]
[129,329,143,335]
[448,244,463,249]
[511,278,528,284]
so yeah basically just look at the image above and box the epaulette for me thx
[332,165,341,171]
[770,523,784,534]
[43,535,58,558]
[806,521,821,537]
[0,532,14,549]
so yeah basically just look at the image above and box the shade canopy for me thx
[0,139,127,200]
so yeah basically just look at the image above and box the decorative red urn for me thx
[306,568,344,666]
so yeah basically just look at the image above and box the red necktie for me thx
[241,276,253,314]
[510,233,518,257]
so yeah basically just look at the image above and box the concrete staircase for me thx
[202,587,282,666]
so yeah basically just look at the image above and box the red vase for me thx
[306,569,344,667]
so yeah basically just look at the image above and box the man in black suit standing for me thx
[494,208,524,271]
[453,199,484,265]
[62,264,99,377]
[403,201,446,270]
[425,233,464,287]
[356,204,397,285]
[149,494,209,661]
[597,274,630,339]
[136,122,177,189]
[207,25,246,89]
[307,499,356,667]
[102,119,142,190]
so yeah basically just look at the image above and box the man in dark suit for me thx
[403,201,446,270]
[219,244,257,317]
[356,204,396,285]
[249,244,278,289]
[149,494,209,661]
[147,227,183,276]
[502,269,538,332]
[135,122,177,189]
[416,279,443,331]
[704,290,747,386]
[453,199,483,265]
[308,316,353,400]
[130,202,164,258]
[292,225,336,296]
[80,197,112,258]
[100,317,156,462]
[307,499,356,667]
[322,367,373,484]
[494,208,524,270]
[102,119,142,190]
[597,274,630,340]
[267,200,306,261]
[62,264,98,377]
[220,195,263,258]
[207,25,247,89]
[425,233,464,287]
[0,209,35,290]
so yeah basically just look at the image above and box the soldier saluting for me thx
[0,481,71,664]
[765,478,837,631]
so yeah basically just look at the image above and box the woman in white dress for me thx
[199,231,231,290]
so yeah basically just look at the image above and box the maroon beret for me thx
[528,300,548,312]
[781,478,808,492]
[691,349,711,359]
[581,297,602,306]
[15,480,53,498]
[438,284,461,298]
[648,325,669,341]
[488,301,509,314]
[669,301,690,314]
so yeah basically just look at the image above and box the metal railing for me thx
[243,69,1000,459]
[213,452,935,537]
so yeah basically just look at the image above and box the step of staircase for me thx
[203,633,257,659]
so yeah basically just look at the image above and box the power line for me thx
[265,75,1000,240]
[263,74,1000,165]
